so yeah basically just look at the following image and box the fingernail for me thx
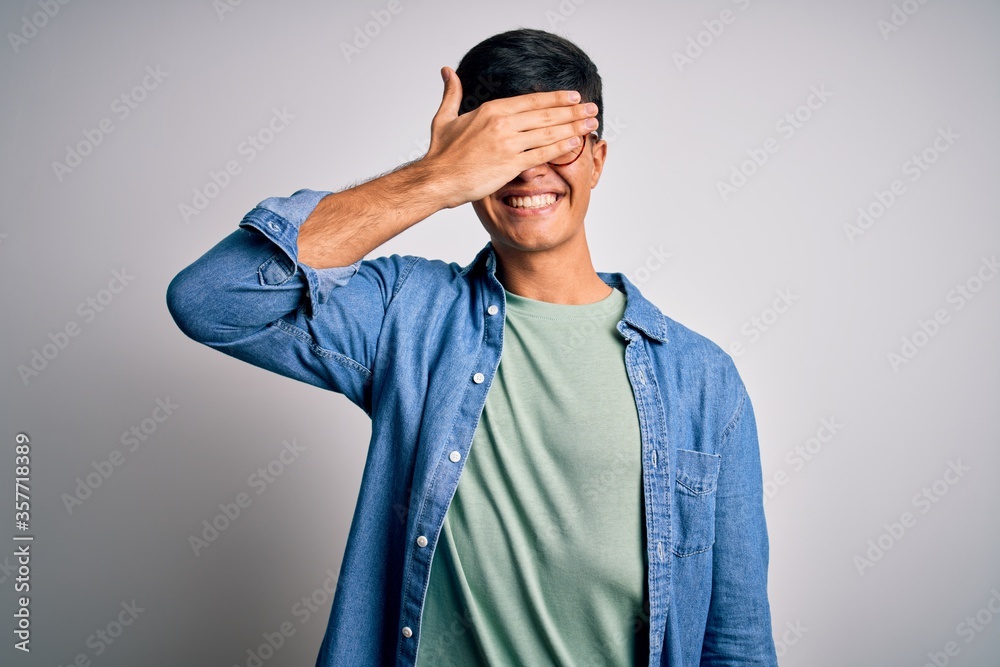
[569,91,581,102]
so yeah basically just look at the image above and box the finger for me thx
[507,101,598,134]
[431,66,462,129]
[514,134,585,170]
[486,89,582,116]
[513,117,597,154]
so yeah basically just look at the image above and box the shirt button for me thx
[487,304,499,315]
[473,372,485,384]
[401,626,413,638]
[268,221,280,232]
[416,535,428,547]
[449,450,461,463]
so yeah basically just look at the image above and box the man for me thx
[167,28,778,666]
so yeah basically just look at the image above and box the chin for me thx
[494,225,572,252]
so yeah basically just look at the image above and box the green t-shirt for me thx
[415,285,649,667]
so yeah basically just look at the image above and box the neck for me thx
[491,233,612,305]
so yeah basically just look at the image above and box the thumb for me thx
[433,66,462,127]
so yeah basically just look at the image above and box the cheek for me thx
[472,200,499,229]
[569,179,591,204]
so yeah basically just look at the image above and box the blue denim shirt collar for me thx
[466,240,670,344]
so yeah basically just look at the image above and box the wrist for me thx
[409,156,463,210]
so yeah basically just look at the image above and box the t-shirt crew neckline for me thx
[502,285,625,319]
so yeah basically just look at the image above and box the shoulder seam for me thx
[720,382,747,448]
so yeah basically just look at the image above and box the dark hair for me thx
[455,28,604,140]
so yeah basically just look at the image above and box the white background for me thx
[1,0,998,665]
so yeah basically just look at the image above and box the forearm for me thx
[298,159,451,269]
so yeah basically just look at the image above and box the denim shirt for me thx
[166,189,778,666]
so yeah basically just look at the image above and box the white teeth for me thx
[505,193,557,209]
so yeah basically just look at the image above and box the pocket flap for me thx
[675,448,721,495]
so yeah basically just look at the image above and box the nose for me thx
[514,161,554,181]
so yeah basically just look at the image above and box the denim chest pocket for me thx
[670,448,722,557]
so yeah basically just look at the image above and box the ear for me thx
[590,138,608,188]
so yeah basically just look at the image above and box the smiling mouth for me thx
[501,193,562,211]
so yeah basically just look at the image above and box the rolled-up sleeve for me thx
[700,373,778,665]
[241,189,361,319]
[165,188,416,414]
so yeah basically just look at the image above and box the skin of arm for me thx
[296,65,600,269]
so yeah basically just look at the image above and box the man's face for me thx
[471,132,608,255]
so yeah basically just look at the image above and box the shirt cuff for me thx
[238,188,362,319]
